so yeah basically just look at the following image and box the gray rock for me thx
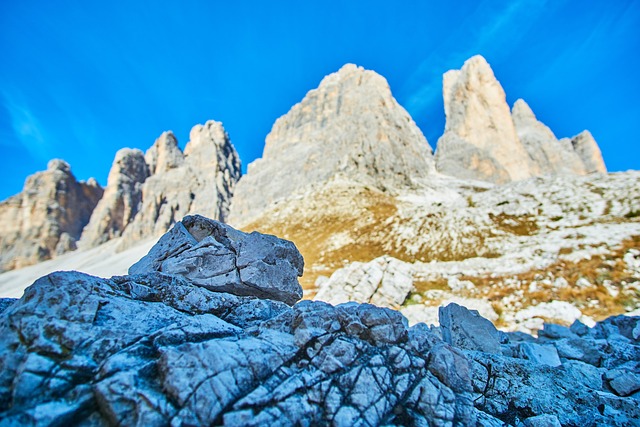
[607,370,640,397]
[571,130,607,174]
[512,99,587,177]
[0,298,16,315]
[144,131,184,175]
[78,148,149,248]
[522,414,562,427]
[228,63,435,226]
[561,360,604,391]
[538,322,577,340]
[427,342,473,393]
[439,303,501,353]
[129,214,304,305]
[79,121,242,251]
[514,342,561,367]
[554,337,605,366]
[1,221,639,425]
[0,159,103,271]
[0,267,478,425]
[314,255,414,308]
[570,319,590,336]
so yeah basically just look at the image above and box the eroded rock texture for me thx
[0,160,103,271]
[129,214,304,306]
[1,218,638,426]
[229,63,434,226]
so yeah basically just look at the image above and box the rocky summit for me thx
[0,160,103,272]
[435,55,606,183]
[228,63,435,226]
[80,121,242,251]
[0,218,638,426]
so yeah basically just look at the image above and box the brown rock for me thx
[0,160,103,271]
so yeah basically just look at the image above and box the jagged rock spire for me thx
[435,55,539,183]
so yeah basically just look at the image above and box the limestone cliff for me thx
[435,55,539,183]
[0,160,103,271]
[435,55,607,183]
[78,148,149,248]
[229,63,435,226]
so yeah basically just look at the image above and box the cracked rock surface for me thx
[1,218,639,426]
[129,214,304,306]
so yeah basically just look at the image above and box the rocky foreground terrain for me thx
[0,216,638,426]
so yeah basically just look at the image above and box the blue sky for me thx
[1,1,638,200]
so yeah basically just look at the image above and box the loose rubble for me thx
[0,218,638,426]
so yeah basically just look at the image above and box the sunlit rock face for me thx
[79,121,242,251]
[0,159,103,271]
[228,63,435,226]
[435,55,606,183]
[435,55,539,184]
[570,129,607,174]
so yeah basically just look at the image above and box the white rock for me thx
[229,63,435,226]
[314,256,413,308]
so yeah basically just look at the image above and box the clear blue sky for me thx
[1,1,638,200]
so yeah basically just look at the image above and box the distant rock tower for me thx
[0,160,103,271]
[79,120,242,250]
[435,55,606,183]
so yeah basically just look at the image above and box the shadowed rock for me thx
[439,302,501,354]
[0,235,639,424]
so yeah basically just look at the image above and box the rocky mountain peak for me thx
[108,148,150,186]
[184,120,230,164]
[436,55,539,183]
[80,120,242,251]
[511,98,538,124]
[78,149,149,248]
[229,63,435,226]
[145,131,184,175]
[0,161,103,270]
[435,55,607,183]
[571,130,607,174]
[47,158,71,173]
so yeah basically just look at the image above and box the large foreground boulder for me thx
[129,214,304,306]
